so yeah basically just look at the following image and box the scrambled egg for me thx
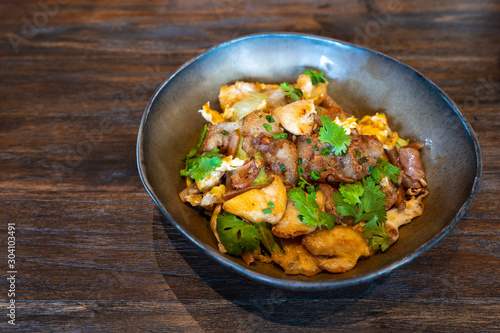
[198,102,225,124]
[334,116,359,135]
[195,156,245,192]
[358,113,398,150]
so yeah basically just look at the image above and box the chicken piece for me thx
[258,138,299,185]
[239,110,283,138]
[385,191,428,245]
[271,100,316,136]
[210,204,228,253]
[222,175,287,224]
[271,238,323,276]
[297,132,384,183]
[303,226,371,274]
[199,121,240,154]
[295,74,328,105]
[272,199,317,238]
[265,88,288,110]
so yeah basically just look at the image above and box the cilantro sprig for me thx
[370,158,400,183]
[363,216,391,252]
[333,177,390,251]
[280,82,304,102]
[181,124,208,161]
[288,187,335,230]
[217,212,261,257]
[318,115,351,156]
[333,177,387,224]
[180,149,223,181]
[304,70,327,85]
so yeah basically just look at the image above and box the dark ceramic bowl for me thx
[137,33,481,290]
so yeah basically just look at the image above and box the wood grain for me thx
[1,0,499,331]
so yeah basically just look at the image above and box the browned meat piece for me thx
[379,176,398,210]
[239,110,283,138]
[297,132,384,184]
[199,122,240,154]
[258,138,299,185]
[271,238,323,276]
[230,158,265,189]
[399,147,427,188]
[226,130,240,157]
[272,199,317,238]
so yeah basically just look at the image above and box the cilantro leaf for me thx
[180,149,223,181]
[288,187,335,230]
[318,115,351,156]
[304,70,327,85]
[181,124,208,161]
[217,212,261,257]
[363,216,391,252]
[371,158,401,183]
[333,177,387,224]
[280,82,304,102]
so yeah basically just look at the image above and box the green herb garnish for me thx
[318,115,351,156]
[288,188,335,230]
[263,123,273,132]
[304,70,327,85]
[180,149,223,181]
[217,212,261,257]
[280,82,304,102]
[371,158,400,183]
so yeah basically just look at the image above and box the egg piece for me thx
[198,102,225,124]
[358,113,399,150]
[196,156,245,193]
[222,175,287,224]
[295,73,328,105]
[271,99,316,135]
[333,116,359,135]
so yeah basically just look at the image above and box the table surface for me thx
[1,0,499,332]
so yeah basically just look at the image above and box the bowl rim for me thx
[136,32,482,290]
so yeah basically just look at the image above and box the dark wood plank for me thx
[0,0,499,331]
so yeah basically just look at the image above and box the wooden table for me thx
[1,0,499,331]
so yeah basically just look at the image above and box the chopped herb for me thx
[221,130,229,136]
[298,158,303,165]
[363,216,391,252]
[371,158,400,183]
[267,201,275,208]
[262,208,273,214]
[217,212,261,257]
[298,165,305,174]
[280,82,304,102]
[355,150,361,157]
[180,149,223,181]
[287,187,335,230]
[263,123,273,132]
[273,133,287,139]
[358,157,368,164]
[311,171,320,180]
[304,69,327,85]
[333,177,387,224]
[279,163,287,173]
[318,115,351,156]
[181,124,209,161]
[242,117,246,126]
[266,115,275,123]
[321,148,330,156]
[306,138,312,144]
[312,145,319,152]
[322,167,327,171]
